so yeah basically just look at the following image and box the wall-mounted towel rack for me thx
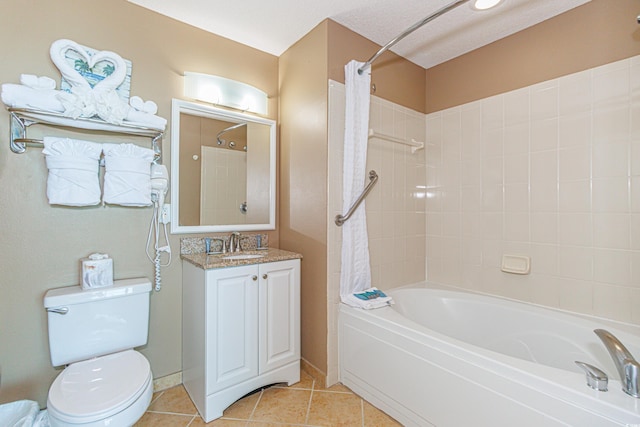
[368,129,424,154]
[335,170,378,226]
[8,108,164,162]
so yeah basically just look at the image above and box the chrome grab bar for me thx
[335,170,378,226]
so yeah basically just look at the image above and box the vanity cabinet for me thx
[182,258,300,422]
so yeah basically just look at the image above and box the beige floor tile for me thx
[190,416,248,426]
[306,391,363,427]
[363,400,402,426]
[134,411,194,426]
[315,381,352,393]
[222,390,261,420]
[250,387,311,424]
[274,369,315,390]
[148,385,198,416]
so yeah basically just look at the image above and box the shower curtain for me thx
[340,60,372,301]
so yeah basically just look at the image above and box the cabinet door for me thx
[206,265,259,394]
[259,259,300,373]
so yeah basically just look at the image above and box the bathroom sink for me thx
[222,254,265,260]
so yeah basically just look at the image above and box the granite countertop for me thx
[181,248,302,270]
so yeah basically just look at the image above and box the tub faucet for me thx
[594,329,640,397]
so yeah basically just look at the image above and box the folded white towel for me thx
[103,143,155,206]
[42,137,102,206]
[20,74,57,90]
[129,95,158,115]
[341,287,393,310]
[125,108,167,131]
[1,83,66,113]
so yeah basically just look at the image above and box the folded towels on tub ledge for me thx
[342,287,394,309]
[42,137,102,206]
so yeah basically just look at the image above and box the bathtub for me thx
[339,283,640,426]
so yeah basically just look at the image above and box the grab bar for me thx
[335,170,378,226]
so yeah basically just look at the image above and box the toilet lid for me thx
[48,350,151,424]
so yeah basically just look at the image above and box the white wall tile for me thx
[558,180,590,213]
[558,213,592,247]
[559,146,590,181]
[592,143,629,178]
[559,71,592,116]
[592,177,629,213]
[424,56,640,326]
[530,118,558,152]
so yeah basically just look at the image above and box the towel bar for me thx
[8,108,164,162]
[335,170,378,226]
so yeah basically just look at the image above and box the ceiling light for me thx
[472,0,503,10]
[183,72,268,115]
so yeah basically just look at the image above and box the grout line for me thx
[361,398,365,427]
[247,389,263,421]
[185,414,198,426]
[145,410,197,416]
[304,384,315,425]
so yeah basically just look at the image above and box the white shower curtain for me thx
[340,60,372,302]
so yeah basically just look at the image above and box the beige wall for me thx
[0,0,277,406]
[327,20,427,114]
[279,19,426,377]
[278,22,330,374]
[425,0,640,113]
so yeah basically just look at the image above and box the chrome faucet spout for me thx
[594,329,640,397]
[228,232,242,253]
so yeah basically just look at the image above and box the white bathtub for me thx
[339,283,640,426]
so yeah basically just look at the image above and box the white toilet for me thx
[43,278,154,427]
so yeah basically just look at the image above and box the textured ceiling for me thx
[128,0,591,69]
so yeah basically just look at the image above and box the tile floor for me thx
[134,369,401,426]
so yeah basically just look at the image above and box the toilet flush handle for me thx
[46,307,69,315]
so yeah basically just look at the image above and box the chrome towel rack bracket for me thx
[335,170,378,226]
[8,108,164,163]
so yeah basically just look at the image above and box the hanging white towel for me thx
[340,60,372,304]
[42,137,102,206]
[102,143,155,206]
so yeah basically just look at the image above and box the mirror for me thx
[170,99,276,233]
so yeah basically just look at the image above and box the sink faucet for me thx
[228,232,242,253]
[595,329,640,397]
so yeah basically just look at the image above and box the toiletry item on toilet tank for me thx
[81,253,114,290]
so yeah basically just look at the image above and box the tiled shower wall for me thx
[327,80,427,383]
[426,55,640,324]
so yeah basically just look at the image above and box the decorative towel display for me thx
[42,137,102,206]
[340,60,373,304]
[81,253,114,290]
[0,38,167,131]
[342,288,394,310]
[102,143,155,206]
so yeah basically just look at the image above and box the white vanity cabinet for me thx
[182,258,300,423]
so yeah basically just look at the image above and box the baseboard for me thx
[153,371,182,392]
[300,358,327,389]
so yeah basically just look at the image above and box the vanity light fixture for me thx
[472,0,503,10]
[184,72,268,115]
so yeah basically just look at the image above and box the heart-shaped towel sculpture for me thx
[50,39,130,123]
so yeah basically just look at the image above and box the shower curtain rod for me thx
[358,0,471,75]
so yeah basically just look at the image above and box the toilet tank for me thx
[44,277,152,367]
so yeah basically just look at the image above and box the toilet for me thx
[43,278,153,427]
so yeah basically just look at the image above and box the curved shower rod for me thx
[358,0,471,75]
[216,122,247,145]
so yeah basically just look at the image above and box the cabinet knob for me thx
[262,274,268,279]
[252,275,258,281]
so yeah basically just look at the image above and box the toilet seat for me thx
[47,350,152,425]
